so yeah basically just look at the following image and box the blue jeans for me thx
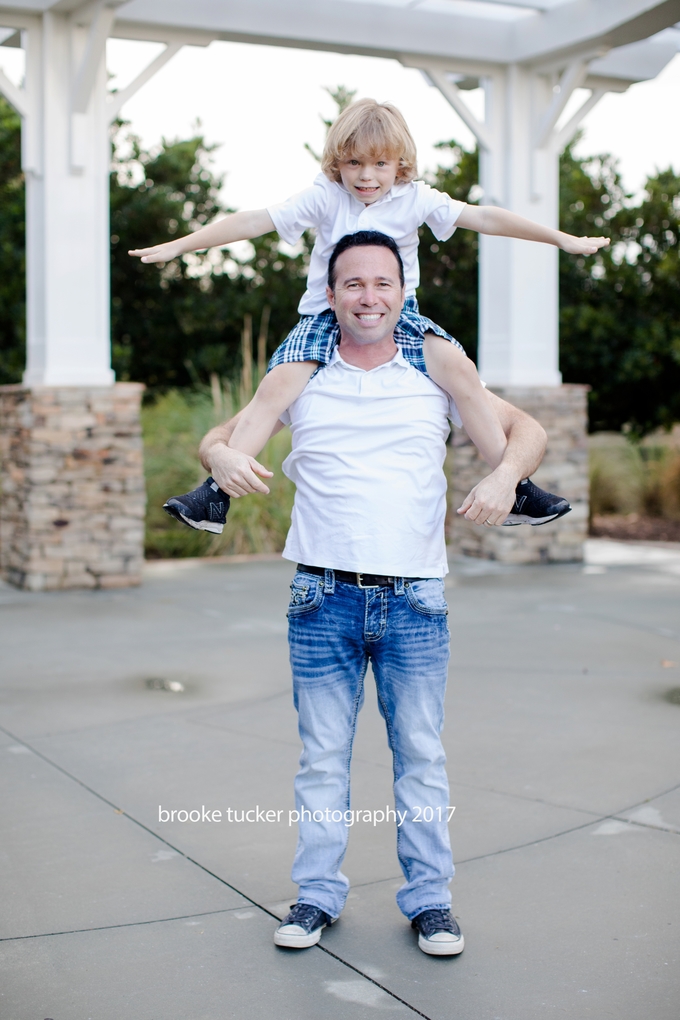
[287,568,454,920]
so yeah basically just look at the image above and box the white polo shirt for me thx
[268,174,466,315]
[279,347,461,578]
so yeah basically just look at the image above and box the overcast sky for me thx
[2,35,679,212]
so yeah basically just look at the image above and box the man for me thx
[199,231,546,955]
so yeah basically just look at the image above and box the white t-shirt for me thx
[268,174,466,315]
[279,347,461,577]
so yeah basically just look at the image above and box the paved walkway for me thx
[1,541,679,1019]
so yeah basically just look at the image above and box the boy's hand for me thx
[558,234,609,255]
[208,444,274,498]
[457,466,517,526]
[128,239,186,264]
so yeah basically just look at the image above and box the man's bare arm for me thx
[228,362,317,456]
[458,392,547,526]
[198,362,316,497]
[199,409,284,499]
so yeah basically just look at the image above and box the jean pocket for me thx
[287,573,325,617]
[404,578,448,616]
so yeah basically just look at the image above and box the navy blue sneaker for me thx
[274,903,333,948]
[503,478,571,527]
[411,908,464,956]
[163,476,230,534]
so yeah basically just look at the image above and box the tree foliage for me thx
[0,96,24,384]
[558,142,680,436]
[415,135,680,435]
[416,142,480,359]
[110,123,309,390]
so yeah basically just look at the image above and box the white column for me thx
[23,9,114,386]
[418,59,607,389]
[477,64,562,387]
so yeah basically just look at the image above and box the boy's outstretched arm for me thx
[456,204,608,256]
[198,362,317,497]
[129,209,275,264]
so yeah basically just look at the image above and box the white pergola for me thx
[0,0,679,389]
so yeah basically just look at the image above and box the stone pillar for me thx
[447,384,589,564]
[0,383,145,590]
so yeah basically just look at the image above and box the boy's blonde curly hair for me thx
[321,99,418,184]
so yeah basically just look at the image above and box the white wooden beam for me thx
[71,1,122,114]
[534,60,588,149]
[107,40,182,122]
[517,0,680,65]
[2,0,679,75]
[0,65,28,115]
[114,0,516,65]
[553,87,607,152]
[423,67,492,152]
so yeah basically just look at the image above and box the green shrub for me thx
[142,388,295,558]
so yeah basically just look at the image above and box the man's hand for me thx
[128,238,187,264]
[208,444,274,498]
[457,465,517,526]
[558,234,609,255]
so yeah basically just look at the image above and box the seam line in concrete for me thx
[0,907,238,943]
[447,778,633,816]
[453,781,680,864]
[1,687,294,743]
[349,781,680,893]
[187,717,301,750]
[0,724,433,1020]
[585,611,680,643]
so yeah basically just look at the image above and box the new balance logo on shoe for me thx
[503,478,571,527]
[163,477,230,535]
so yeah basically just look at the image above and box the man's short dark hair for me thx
[328,230,405,291]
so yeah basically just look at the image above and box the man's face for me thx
[326,245,405,346]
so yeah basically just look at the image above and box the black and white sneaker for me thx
[411,908,464,956]
[162,476,230,535]
[274,903,333,948]
[503,478,571,527]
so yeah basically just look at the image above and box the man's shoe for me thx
[503,477,571,527]
[274,903,333,948]
[162,476,230,535]
[411,908,464,956]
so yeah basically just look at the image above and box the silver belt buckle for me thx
[356,573,379,589]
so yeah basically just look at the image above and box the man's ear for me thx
[326,285,335,310]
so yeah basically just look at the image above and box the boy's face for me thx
[338,154,399,205]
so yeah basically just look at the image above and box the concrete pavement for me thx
[1,541,679,1019]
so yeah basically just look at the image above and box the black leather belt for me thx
[297,564,428,589]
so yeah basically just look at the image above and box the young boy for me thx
[130,100,607,531]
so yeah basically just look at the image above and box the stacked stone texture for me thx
[0,383,146,590]
[447,384,589,563]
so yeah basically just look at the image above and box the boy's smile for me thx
[339,155,400,205]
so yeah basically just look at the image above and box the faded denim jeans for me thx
[287,568,454,920]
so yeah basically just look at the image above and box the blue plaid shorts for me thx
[267,296,463,377]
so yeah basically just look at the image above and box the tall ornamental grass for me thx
[142,387,295,559]
[589,431,680,521]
